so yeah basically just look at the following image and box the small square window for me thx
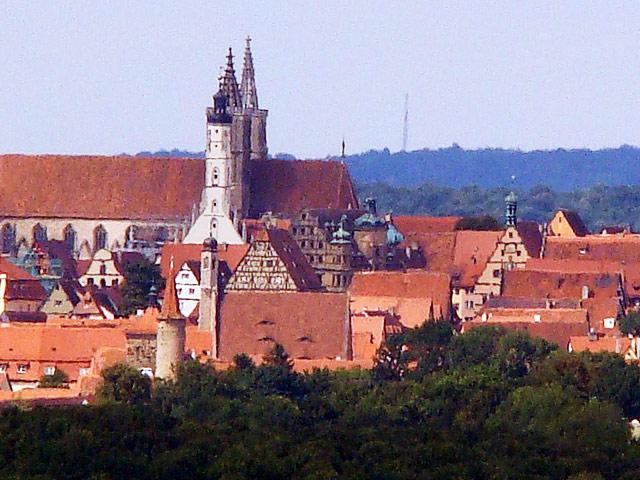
[79,368,89,376]
[17,364,28,374]
[44,366,56,376]
[188,288,195,295]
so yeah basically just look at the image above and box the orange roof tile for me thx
[1,155,358,221]
[0,258,36,280]
[394,216,461,234]
[544,235,640,262]
[451,230,502,286]
[160,243,249,280]
[502,270,621,300]
[569,335,632,354]
[219,291,350,361]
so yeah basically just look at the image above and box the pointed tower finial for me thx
[220,47,241,110]
[160,255,184,320]
[241,35,259,110]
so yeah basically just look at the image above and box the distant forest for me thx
[356,183,640,231]
[137,146,640,229]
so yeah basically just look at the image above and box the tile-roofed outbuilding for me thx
[465,320,588,350]
[569,335,633,355]
[160,243,249,282]
[349,271,452,326]
[218,291,351,361]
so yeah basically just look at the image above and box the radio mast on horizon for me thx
[402,94,409,152]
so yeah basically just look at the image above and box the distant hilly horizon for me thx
[135,144,640,191]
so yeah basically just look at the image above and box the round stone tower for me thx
[155,257,186,380]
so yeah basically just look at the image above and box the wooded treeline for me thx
[1,324,640,479]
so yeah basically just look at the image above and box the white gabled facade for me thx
[175,262,200,317]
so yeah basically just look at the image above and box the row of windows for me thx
[0,364,88,376]
[86,277,119,288]
[0,223,107,253]
[293,226,318,237]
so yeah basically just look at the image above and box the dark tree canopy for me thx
[119,257,164,316]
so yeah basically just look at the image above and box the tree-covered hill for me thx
[357,182,640,231]
[345,145,640,191]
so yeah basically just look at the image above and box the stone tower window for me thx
[213,168,219,186]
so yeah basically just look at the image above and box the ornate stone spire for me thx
[159,256,183,320]
[240,36,259,110]
[221,47,241,110]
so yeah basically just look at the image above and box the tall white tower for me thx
[184,83,244,245]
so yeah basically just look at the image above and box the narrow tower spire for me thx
[221,47,241,110]
[160,256,183,320]
[241,36,259,110]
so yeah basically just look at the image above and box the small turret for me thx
[505,191,518,227]
[331,215,352,245]
[155,257,186,380]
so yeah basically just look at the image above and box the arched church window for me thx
[213,168,219,186]
[32,223,47,244]
[1,224,16,255]
[63,224,77,251]
[94,225,107,251]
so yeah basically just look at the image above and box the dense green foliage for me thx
[620,312,640,336]
[358,182,640,231]
[1,324,640,479]
[37,369,69,389]
[119,257,164,316]
[454,215,501,231]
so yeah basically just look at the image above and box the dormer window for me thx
[17,364,29,374]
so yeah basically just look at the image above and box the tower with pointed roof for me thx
[155,257,186,380]
[184,39,269,245]
[240,36,268,162]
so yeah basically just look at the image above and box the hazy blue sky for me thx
[1,1,639,158]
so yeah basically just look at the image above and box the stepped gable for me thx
[451,230,502,287]
[0,155,204,220]
[249,160,359,217]
[218,291,350,361]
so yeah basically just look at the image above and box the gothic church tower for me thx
[184,39,268,245]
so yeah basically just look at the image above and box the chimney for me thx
[581,285,590,300]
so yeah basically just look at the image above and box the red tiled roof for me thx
[266,229,322,291]
[544,235,640,262]
[451,230,502,286]
[0,155,203,220]
[502,270,621,300]
[569,335,631,354]
[394,216,461,235]
[0,324,126,381]
[6,279,47,301]
[1,155,358,221]
[160,243,249,280]
[556,210,589,237]
[516,221,543,258]
[0,258,35,281]
[219,291,350,361]
[464,320,588,350]
[249,160,359,217]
